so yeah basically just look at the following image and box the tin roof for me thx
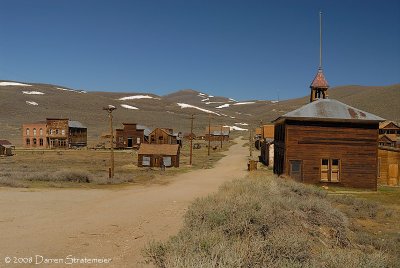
[136,125,151,136]
[68,120,86,129]
[274,99,385,123]
[310,68,329,88]
[0,140,12,146]
[138,144,179,156]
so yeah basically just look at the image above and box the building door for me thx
[289,160,302,181]
[388,164,399,186]
[154,157,160,167]
[127,138,133,147]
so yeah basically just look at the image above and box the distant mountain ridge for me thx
[0,80,399,146]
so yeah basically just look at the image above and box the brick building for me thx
[22,118,87,149]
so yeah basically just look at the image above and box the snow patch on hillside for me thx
[205,101,225,105]
[235,122,249,126]
[0,82,31,86]
[57,87,87,94]
[229,98,237,102]
[233,101,256,105]
[201,98,210,102]
[198,93,207,97]
[22,91,44,95]
[177,103,220,116]
[121,104,139,110]
[216,104,230,109]
[118,95,153,100]
[26,101,38,106]
[224,125,248,131]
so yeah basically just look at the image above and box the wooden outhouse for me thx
[138,144,180,168]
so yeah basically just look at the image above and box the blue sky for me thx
[0,0,399,100]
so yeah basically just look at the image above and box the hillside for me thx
[0,80,399,146]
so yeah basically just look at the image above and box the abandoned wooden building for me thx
[115,123,149,149]
[0,140,13,156]
[258,125,275,167]
[273,66,384,190]
[137,144,180,168]
[378,146,400,186]
[205,126,230,141]
[273,99,384,189]
[22,118,87,149]
[379,121,400,148]
[148,128,178,145]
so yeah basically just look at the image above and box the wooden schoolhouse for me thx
[273,68,384,190]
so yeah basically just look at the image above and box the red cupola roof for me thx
[310,68,329,88]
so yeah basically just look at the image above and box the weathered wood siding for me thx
[378,147,400,186]
[137,154,179,168]
[277,120,378,190]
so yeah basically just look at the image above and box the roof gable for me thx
[138,144,179,155]
[276,99,384,122]
[379,121,400,130]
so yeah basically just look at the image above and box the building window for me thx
[26,128,30,136]
[33,128,37,136]
[39,138,44,146]
[39,128,43,136]
[26,138,30,145]
[56,129,59,135]
[33,138,37,145]
[142,156,150,166]
[50,129,53,135]
[62,129,65,136]
[321,159,329,181]
[321,159,340,182]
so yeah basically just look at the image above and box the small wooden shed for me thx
[0,140,13,156]
[378,146,400,186]
[138,144,180,168]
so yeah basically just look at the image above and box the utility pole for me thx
[189,114,194,165]
[249,128,253,157]
[103,105,116,179]
[220,124,223,149]
[208,114,211,156]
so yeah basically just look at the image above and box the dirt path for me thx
[0,137,248,267]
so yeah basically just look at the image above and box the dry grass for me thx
[0,139,234,188]
[144,173,398,267]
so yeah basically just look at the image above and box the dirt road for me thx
[0,137,248,267]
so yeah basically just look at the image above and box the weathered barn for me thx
[68,121,88,148]
[115,123,146,149]
[148,128,178,145]
[378,146,400,186]
[205,126,230,141]
[0,140,13,156]
[22,118,87,149]
[137,144,180,168]
[273,98,384,190]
